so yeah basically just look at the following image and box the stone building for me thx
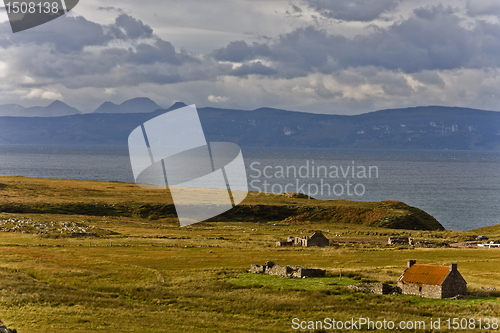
[303,232,330,247]
[388,236,414,246]
[249,261,325,278]
[397,260,467,299]
[372,283,401,295]
[276,232,330,247]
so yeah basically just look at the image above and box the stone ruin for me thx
[372,283,402,295]
[276,232,330,247]
[249,261,325,278]
[388,236,414,246]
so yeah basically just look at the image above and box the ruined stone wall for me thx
[295,236,304,245]
[292,267,325,278]
[249,262,325,278]
[276,241,293,246]
[267,264,293,276]
[388,237,414,245]
[249,263,265,273]
[373,283,401,295]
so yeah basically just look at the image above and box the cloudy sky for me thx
[0,0,500,114]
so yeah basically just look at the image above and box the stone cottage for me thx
[397,260,467,299]
[302,232,330,247]
[277,232,329,247]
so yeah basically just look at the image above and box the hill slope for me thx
[0,103,498,149]
[0,176,445,231]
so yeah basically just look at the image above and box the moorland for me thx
[0,176,498,332]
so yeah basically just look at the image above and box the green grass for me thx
[228,273,361,291]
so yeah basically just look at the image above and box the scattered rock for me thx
[347,283,374,292]
[0,321,16,333]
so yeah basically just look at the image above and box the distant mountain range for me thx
[93,97,162,114]
[0,99,498,150]
[0,100,81,117]
[0,97,161,117]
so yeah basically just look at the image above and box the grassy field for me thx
[0,176,498,332]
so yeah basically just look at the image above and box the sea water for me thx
[0,145,498,231]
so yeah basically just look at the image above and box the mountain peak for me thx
[120,97,156,105]
[167,102,188,111]
[94,97,161,113]
[0,100,83,117]
[48,100,69,107]
[45,100,81,115]
[94,101,121,114]
[119,97,161,113]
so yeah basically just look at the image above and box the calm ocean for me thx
[0,145,498,231]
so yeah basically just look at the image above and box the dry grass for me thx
[0,176,498,332]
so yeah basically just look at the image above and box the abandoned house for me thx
[276,232,330,247]
[397,260,467,299]
[249,261,325,278]
[372,283,401,295]
[388,236,414,246]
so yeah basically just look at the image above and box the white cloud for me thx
[0,61,8,78]
[25,89,63,100]
[21,76,36,84]
[208,95,230,103]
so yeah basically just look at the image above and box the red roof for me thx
[399,264,450,285]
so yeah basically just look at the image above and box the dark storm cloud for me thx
[303,0,401,22]
[126,39,181,65]
[213,6,500,77]
[0,13,155,53]
[0,15,109,53]
[270,26,344,73]
[111,14,153,39]
[0,13,222,87]
[6,5,500,90]
[211,40,271,62]
[342,6,478,72]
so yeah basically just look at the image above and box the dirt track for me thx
[449,241,479,248]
